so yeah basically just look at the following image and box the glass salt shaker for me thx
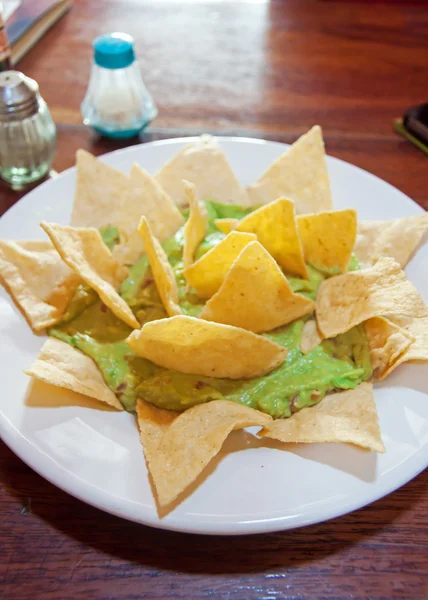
[81,32,157,139]
[0,71,56,188]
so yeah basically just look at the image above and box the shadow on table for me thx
[2,441,427,576]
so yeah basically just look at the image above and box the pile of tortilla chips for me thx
[2,126,428,511]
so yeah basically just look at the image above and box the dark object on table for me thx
[394,103,428,155]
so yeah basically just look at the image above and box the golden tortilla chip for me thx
[235,197,308,278]
[0,239,79,331]
[214,218,239,235]
[260,383,385,453]
[41,222,140,329]
[137,399,271,506]
[200,241,315,332]
[297,209,357,274]
[316,257,428,338]
[138,217,181,317]
[70,150,183,265]
[354,213,428,268]
[300,319,323,354]
[364,317,414,381]
[25,338,122,410]
[246,126,333,213]
[182,180,208,270]
[184,231,257,298]
[126,315,288,379]
[154,135,249,207]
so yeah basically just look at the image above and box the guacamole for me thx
[49,201,372,417]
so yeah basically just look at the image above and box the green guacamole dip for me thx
[49,202,371,417]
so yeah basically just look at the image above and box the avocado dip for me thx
[49,202,372,417]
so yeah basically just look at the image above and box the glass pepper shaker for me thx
[81,32,157,139]
[0,71,56,188]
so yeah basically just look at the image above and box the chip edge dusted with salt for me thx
[137,398,271,506]
[126,315,288,379]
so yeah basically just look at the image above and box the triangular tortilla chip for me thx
[154,135,249,207]
[297,209,357,274]
[0,240,80,331]
[182,180,208,269]
[70,150,183,265]
[25,338,122,410]
[126,315,288,379]
[364,316,414,381]
[354,213,428,268]
[214,218,239,235]
[316,257,428,338]
[235,197,308,278]
[300,319,323,354]
[246,126,333,213]
[200,241,315,332]
[138,217,181,317]
[137,399,271,506]
[184,231,257,298]
[260,383,385,452]
[41,222,140,329]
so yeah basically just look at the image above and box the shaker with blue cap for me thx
[81,32,157,139]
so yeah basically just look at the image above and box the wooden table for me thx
[1,1,427,598]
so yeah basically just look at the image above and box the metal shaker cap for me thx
[0,71,39,120]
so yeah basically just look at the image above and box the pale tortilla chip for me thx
[364,317,414,381]
[154,135,249,207]
[235,197,308,278]
[138,216,181,316]
[260,383,385,453]
[246,126,333,213]
[214,218,239,235]
[297,209,357,274]
[70,150,183,265]
[300,319,323,354]
[41,222,140,329]
[354,213,428,268]
[184,231,257,298]
[200,241,315,332]
[137,399,271,506]
[316,257,428,338]
[25,338,122,410]
[182,180,208,269]
[0,239,79,331]
[126,315,288,379]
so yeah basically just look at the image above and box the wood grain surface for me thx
[1,1,428,599]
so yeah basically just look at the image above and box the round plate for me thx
[1,137,427,536]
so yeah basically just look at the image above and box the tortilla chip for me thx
[246,126,333,213]
[0,239,80,331]
[364,317,414,381]
[182,180,208,269]
[260,383,385,453]
[316,257,428,338]
[137,399,271,506]
[200,241,315,332]
[41,222,140,329]
[297,209,357,274]
[354,213,428,268]
[300,319,323,354]
[25,338,122,410]
[138,217,181,316]
[184,231,257,298]
[70,150,183,265]
[154,135,249,207]
[126,315,288,379]
[235,197,308,278]
[214,218,239,235]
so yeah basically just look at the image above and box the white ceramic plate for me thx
[1,137,427,536]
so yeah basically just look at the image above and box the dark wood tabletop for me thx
[1,1,427,598]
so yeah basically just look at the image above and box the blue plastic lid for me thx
[93,33,135,70]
